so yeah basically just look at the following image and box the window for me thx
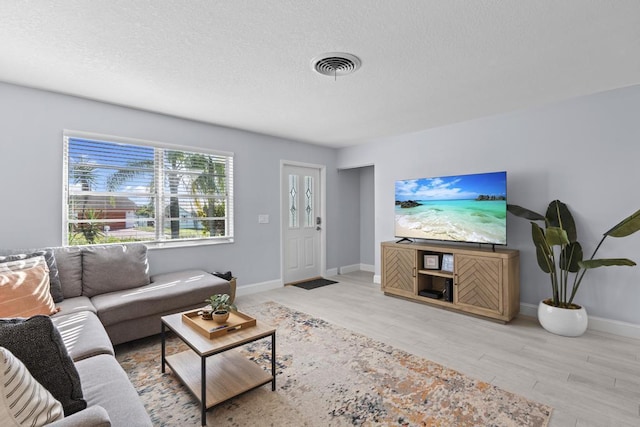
[288,173,315,229]
[62,131,233,247]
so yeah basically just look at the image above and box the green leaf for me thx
[531,223,553,273]
[545,226,570,246]
[507,204,545,221]
[560,241,583,272]
[535,246,552,273]
[579,258,637,269]
[605,209,640,238]
[546,200,577,242]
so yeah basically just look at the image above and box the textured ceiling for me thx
[1,1,639,147]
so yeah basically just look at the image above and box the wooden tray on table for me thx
[181,309,256,339]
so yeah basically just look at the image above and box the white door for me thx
[282,164,322,284]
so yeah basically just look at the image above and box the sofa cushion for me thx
[0,249,64,302]
[0,316,87,416]
[75,354,152,426]
[0,346,65,426]
[53,247,83,299]
[52,311,114,362]
[48,405,111,427]
[82,244,150,297]
[0,256,59,318]
[54,296,98,316]
[92,269,229,327]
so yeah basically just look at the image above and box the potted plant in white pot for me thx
[508,200,640,336]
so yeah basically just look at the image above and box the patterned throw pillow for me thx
[0,346,64,426]
[0,249,64,303]
[0,256,59,318]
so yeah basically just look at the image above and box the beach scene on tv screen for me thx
[395,171,507,244]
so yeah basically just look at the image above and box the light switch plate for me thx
[258,214,269,224]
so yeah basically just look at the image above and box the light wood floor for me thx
[236,271,640,427]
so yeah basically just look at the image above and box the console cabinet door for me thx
[382,246,416,297]
[455,254,503,316]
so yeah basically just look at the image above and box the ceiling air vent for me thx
[311,52,361,78]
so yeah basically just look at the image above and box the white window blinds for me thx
[63,132,233,246]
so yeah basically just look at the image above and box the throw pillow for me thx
[82,244,150,297]
[52,247,83,299]
[0,249,64,303]
[0,256,59,318]
[0,346,64,426]
[0,316,87,416]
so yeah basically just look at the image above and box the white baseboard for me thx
[518,303,538,318]
[519,302,640,340]
[235,279,282,297]
[338,264,358,274]
[338,263,375,274]
[326,267,338,277]
[360,263,375,273]
[237,269,346,296]
[373,274,381,284]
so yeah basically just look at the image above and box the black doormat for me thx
[292,278,338,290]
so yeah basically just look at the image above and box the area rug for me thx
[292,278,339,290]
[115,302,552,426]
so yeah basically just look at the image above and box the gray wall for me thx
[334,165,376,269]
[359,166,375,266]
[4,80,638,324]
[336,168,362,268]
[0,82,353,286]
[337,85,640,325]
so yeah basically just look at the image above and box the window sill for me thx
[146,238,234,250]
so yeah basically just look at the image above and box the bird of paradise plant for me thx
[507,200,640,308]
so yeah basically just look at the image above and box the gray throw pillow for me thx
[0,249,64,303]
[82,244,150,297]
[53,246,83,298]
[0,316,87,416]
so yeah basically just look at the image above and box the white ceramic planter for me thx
[537,300,588,337]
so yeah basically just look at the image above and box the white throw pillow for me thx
[0,346,64,426]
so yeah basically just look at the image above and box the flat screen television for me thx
[395,171,507,245]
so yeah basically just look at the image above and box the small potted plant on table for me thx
[204,293,237,323]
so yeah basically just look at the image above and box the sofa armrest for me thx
[228,277,237,303]
[48,405,111,427]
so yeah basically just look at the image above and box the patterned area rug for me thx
[115,302,552,426]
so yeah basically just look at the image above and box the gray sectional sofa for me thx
[0,243,234,426]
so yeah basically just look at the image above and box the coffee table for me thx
[161,311,276,426]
